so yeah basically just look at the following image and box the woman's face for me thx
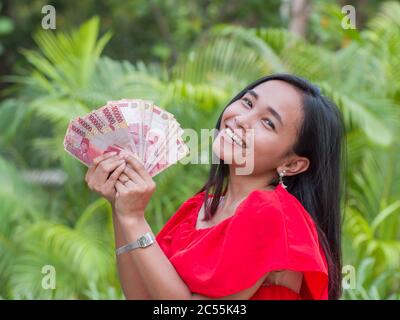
[212,80,305,176]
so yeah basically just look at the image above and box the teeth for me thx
[225,128,244,147]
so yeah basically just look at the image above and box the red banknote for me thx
[63,99,189,177]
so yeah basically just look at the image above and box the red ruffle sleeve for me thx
[156,184,329,300]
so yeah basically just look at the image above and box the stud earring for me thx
[279,170,287,189]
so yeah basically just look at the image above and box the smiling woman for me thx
[87,73,346,300]
[155,73,346,300]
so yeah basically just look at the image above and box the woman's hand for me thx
[114,153,157,223]
[85,152,126,205]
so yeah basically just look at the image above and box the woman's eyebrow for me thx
[246,89,284,126]
[266,105,283,127]
[247,89,259,100]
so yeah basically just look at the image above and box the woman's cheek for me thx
[252,135,269,155]
[252,135,277,161]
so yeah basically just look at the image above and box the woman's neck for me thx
[222,171,276,210]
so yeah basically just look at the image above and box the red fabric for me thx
[155,183,329,300]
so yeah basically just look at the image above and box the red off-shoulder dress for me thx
[155,183,329,300]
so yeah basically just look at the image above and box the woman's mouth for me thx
[222,127,247,148]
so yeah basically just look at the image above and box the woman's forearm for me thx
[117,215,193,300]
[112,205,152,299]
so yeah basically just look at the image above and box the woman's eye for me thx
[242,97,253,108]
[263,119,275,130]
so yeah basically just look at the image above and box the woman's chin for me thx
[212,137,249,167]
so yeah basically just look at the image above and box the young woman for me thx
[85,74,346,300]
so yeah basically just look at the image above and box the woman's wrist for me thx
[115,211,146,227]
[116,213,151,244]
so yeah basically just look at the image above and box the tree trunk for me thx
[288,0,311,38]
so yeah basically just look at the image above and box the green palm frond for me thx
[251,27,297,56]
[345,207,400,272]
[344,143,400,299]
[29,96,89,127]
[83,281,123,300]
[164,79,229,113]
[8,198,117,299]
[346,129,367,167]
[349,145,400,219]
[319,82,394,146]
[282,42,334,81]
[367,1,400,35]
[172,32,271,93]
[0,99,35,157]
[15,17,111,127]
[365,2,400,98]
[90,57,165,105]
[343,257,400,300]
[21,16,111,92]
[210,25,288,72]
[0,156,46,296]
[333,43,387,92]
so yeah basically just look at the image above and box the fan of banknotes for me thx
[63,99,189,177]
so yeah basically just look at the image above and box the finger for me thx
[105,162,126,186]
[97,156,125,172]
[85,165,96,182]
[124,153,156,190]
[94,158,126,182]
[93,151,117,166]
[105,155,126,167]
[117,173,130,183]
[124,180,138,190]
[123,165,146,186]
[123,154,149,181]
[115,180,129,196]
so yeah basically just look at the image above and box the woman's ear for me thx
[278,156,310,177]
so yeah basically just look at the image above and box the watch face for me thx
[138,234,153,247]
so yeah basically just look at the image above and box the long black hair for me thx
[197,74,347,300]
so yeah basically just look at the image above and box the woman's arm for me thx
[112,205,152,299]
[83,153,149,298]
[117,215,270,300]
[116,216,191,300]
[112,154,269,300]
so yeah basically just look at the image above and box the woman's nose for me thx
[234,115,251,130]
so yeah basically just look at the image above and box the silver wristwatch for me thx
[116,232,155,255]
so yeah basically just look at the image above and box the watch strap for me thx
[116,232,155,255]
